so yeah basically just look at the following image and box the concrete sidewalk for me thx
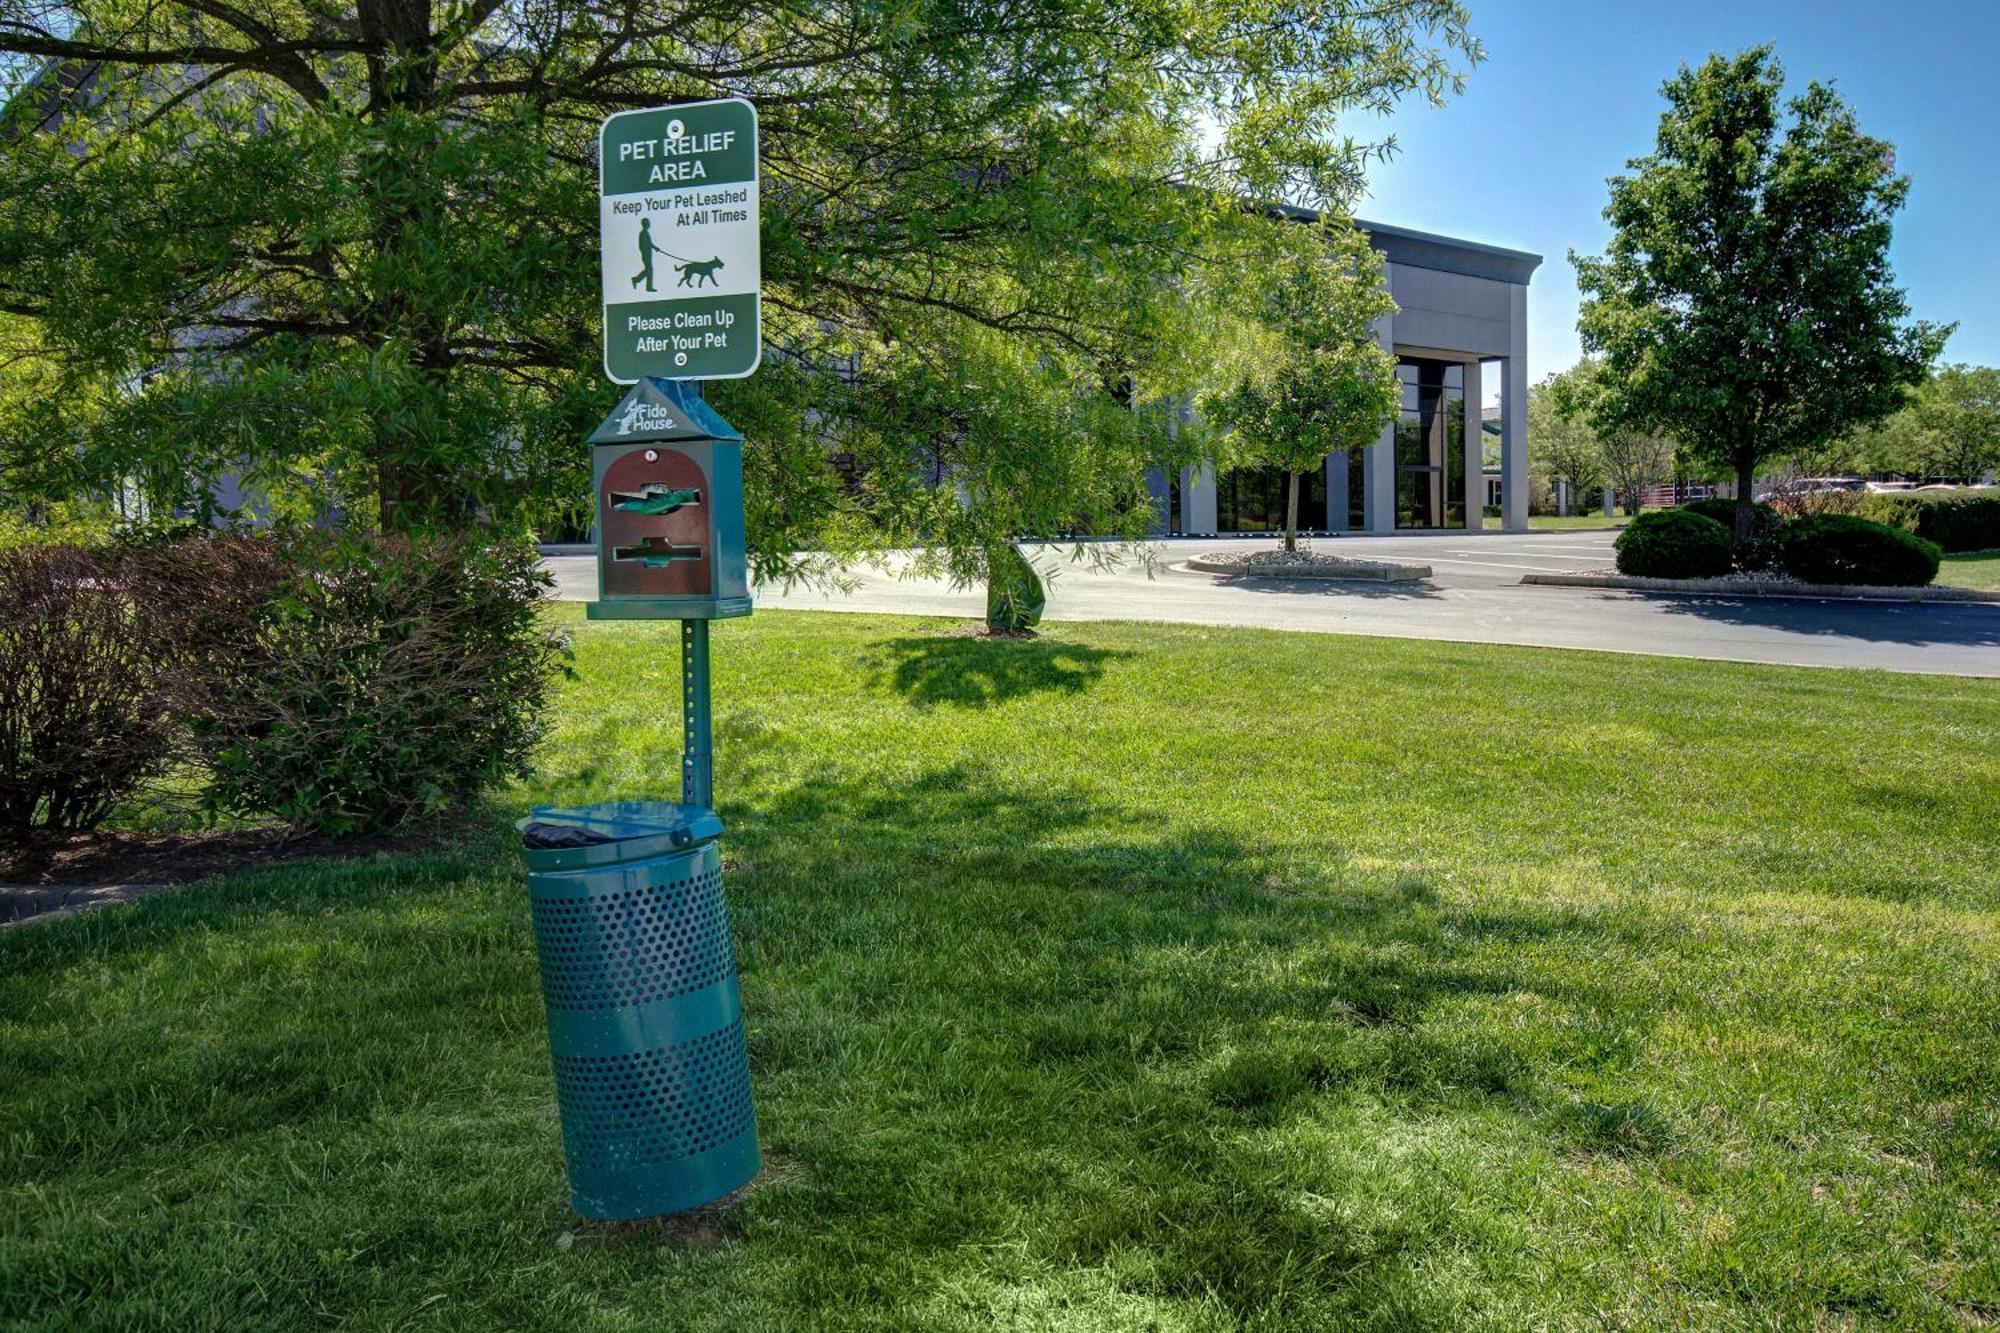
[546,532,2000,677]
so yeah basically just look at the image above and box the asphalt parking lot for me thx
[545,529,2000,676]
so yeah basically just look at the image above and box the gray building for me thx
[1153,215,1541,536]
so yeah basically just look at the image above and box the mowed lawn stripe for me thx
[2,607,1996,1330]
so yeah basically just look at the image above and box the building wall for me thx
[1384,265,1515,361]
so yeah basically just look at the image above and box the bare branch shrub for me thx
[0,546,177,853]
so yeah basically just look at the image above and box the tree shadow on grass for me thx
[0,754,1683,1328]
[725,761,1676,1323]
[730,760,1626,1034]
[0,838,540,1162]
[862,634,1136,708]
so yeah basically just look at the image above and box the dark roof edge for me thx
[1274,202,1543,286]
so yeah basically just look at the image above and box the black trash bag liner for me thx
[521,821,620,850]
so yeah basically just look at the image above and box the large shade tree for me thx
[1572,47,1948,547]
[0,0,1481,582]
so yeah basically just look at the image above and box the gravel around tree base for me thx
[1189,549,1431,581]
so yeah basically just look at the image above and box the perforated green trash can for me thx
[518,801,759,1220]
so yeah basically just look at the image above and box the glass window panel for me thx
[1216,466,1332,533]
[1395,419,1426,466]
[1397,467,1442,528]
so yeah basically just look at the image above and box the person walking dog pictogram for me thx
[631,217,662,292]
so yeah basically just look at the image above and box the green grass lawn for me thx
[1938,550,2000,591]
[4,609,1998,1330]
[1526,513,1631,531]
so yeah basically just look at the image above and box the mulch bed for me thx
[942,624,1039,640]
[1,826,442,928]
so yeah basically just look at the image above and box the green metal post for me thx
[682,618,713,809]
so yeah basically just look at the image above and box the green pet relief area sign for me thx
[599,99,760,382]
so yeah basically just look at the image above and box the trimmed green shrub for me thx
[1614,509,1735,578]
[1776,514,1941,587]
[150,531,571,836]
[1856,489,2000,553]
[0,545,176,849]
[1681,497,1786,568]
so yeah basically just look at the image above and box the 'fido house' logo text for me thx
[617,401,680,436]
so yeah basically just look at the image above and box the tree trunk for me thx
[359,0,453,535]
[984,542,1046,633]
[1734,459,1757,548]
[378,461,413,531]
[1284,471,1300,553]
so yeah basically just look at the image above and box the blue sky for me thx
[1353,0,2000,394]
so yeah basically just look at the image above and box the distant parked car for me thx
[1866,480,1917,493]
[1763,476,1871,518]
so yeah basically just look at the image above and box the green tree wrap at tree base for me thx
[985,544,1046,634]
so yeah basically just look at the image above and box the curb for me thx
[1525,525,1627,533]
[1522,573,2000,604]
[1187,555,1431,583]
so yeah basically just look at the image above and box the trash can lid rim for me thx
[519,800,723,845]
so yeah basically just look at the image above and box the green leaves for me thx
[1849,364,2000,482]
[1200,216,1398,546]
[2,0,1480,563]
[1572,47,1949,500]
[142,529,571,836]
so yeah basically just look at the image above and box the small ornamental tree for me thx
[1540,358,1673,516]
[1598,428,1675,518]
[1573,47,1949,550]
[1529,368,1604,514]
[1202,221,1398,552]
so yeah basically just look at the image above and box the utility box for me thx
[586,378,751,621]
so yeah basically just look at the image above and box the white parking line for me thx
[1448,548,1607,557]
[1501,545,1621,556]
[1424,557,1603,573]
[1446,553,1608,565]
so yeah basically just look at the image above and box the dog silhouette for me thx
[675,257,725,288]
